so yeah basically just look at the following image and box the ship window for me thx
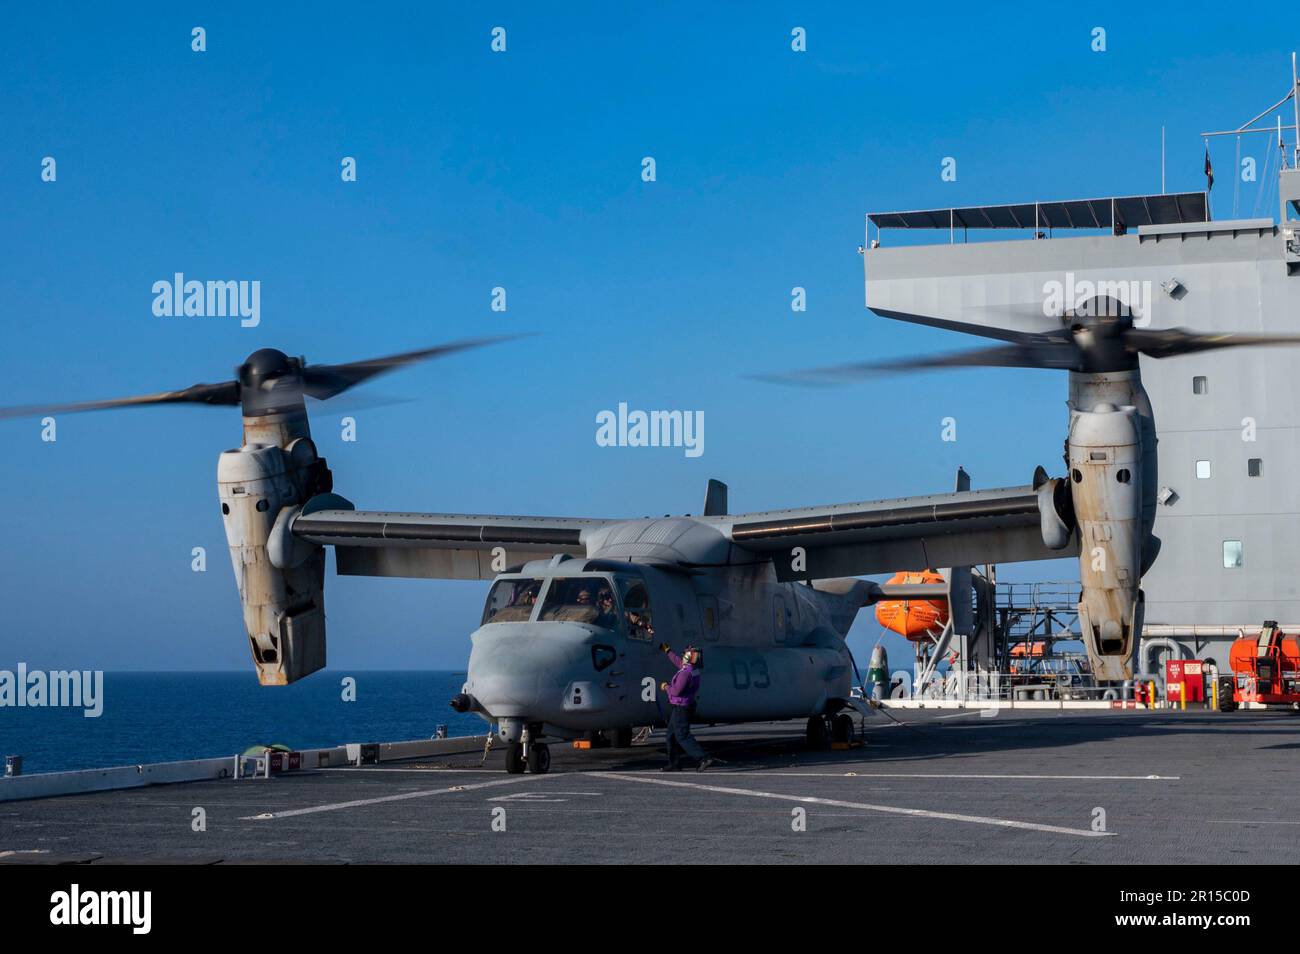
[1248,458,1262,477]
[1196,460,1211,479]
[1192,376,1208,395]
[1072,468,1082,483]
[1116,468,1131,483]
[1223,540,1243,569]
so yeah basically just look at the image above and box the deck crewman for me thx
[659,644,713,772]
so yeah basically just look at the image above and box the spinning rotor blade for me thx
[0,334,527,420]
[1124,327,1300,360]
[760,286,1300,385]
[299,335,526,400]
[754,335,1077,386]
[0,381,240,420]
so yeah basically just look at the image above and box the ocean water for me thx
[0,671,484,775]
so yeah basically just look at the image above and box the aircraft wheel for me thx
[505,742,525,774]
[805,716,829,750]
[832,713,855,744]
[527,742,551,774]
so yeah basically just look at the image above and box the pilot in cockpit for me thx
[594,589,618,629]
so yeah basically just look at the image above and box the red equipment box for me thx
[1165,660,1205,703]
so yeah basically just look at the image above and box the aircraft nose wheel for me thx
[527,742,551,774]
[505,742,526,774]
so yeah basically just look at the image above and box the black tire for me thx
[527,742,551,774]
[832,713,855,744]
[612,727,634,748]
[504,742,525,774]
[1217,677,1237,713]
[805,716,829,750]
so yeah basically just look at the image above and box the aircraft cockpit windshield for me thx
[538,576,620,628]
[481,578,543,624]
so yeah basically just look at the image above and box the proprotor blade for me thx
[0,380,240,420]
[299,334,531,401]
[1125,327,1300,360]
[753,335,1077,386]
[0,334,530,421]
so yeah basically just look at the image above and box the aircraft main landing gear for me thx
[807,712,857,749]
[806,715,830,749]
[832,713,856,745]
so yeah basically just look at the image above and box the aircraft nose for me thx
[463,623,595,718]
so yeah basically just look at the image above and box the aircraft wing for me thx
[721,482,1077,581]
[291,507,609,581]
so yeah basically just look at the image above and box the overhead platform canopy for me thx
[869,191,1209,231]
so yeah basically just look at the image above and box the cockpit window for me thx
[482,578,543,624]
[619,580,654,641]
[539,577,620,628]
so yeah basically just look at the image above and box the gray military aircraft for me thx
[7,308,1297,773]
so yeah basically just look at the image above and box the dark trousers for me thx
[666,703,707,766]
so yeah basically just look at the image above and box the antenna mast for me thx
[1199,53,1300,171]
[1293,51,1299,168]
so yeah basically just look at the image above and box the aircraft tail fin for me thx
[703,478,728,516]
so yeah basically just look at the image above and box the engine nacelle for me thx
[1068,404,1143,681]
[217,438,328,685]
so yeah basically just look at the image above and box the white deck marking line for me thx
[601,773,1114,837]
[637,771,1178,781]
[330,767,501,774]
[239,773,546,820]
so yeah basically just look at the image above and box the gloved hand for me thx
[659,643,670,653]
[659,681,669,691]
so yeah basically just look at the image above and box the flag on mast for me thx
[1204,142,1215,191]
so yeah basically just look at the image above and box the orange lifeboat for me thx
[875,570,949,640]
[1009,641,1049,658]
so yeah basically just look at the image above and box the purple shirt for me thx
[666,651,700,707]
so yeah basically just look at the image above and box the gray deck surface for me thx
[3,708,1297,864]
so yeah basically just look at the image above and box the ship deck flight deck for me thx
[2,708,1297,865]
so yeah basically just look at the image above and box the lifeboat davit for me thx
[875,570,949,640]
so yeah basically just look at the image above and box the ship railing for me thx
[890,671,1126,704]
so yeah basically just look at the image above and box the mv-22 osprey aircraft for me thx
[7,303,1299,773]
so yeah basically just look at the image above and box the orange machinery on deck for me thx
[875,570,949,640]
[1221,620,1300,710]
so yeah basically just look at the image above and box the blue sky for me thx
[1,3,1297,671]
